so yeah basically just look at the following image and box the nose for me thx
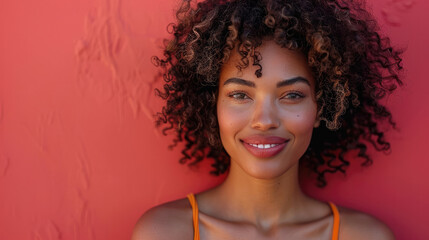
[250,97,280,131]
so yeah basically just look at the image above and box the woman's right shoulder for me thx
[131,197,194,240]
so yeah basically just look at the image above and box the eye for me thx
[228,91,251,100]
[285,92,303,99]
[281,91,305,101]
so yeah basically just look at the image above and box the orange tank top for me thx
[187,193,340,240]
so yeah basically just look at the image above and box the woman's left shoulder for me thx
[336,205,395,240]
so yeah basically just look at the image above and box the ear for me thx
[313,90,322,128]
[314,111,321,128]
[313,118,320,128]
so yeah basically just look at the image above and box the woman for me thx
[133,0,403,239]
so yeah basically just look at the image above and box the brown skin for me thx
[132,41,395,240]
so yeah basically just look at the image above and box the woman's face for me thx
[217,41,319,179]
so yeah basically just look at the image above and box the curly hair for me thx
[153,0,403,187]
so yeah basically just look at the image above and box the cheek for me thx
[217,100,249,144]
[282,103,317,138]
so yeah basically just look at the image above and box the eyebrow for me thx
[223,76,310,87]
[276,77,310,87]
[223,78,256,87]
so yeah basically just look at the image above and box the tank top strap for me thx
[186,194,339,240]
[187,193,200,240]
[328,201,340,240]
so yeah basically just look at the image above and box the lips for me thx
[241,135,289,158]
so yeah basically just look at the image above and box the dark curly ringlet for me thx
[153,0,403,187]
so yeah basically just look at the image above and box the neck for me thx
[209,161,309,228]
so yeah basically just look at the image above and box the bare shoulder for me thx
[131,198,193,240]
[337,206,395,240]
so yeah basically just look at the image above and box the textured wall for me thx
[0,0,427,239]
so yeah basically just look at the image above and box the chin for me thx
[238,160,299,180]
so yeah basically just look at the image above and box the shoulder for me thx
[131,197,193,240]
[337,206,395,240]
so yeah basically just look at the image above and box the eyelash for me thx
[281,91,305,100]
[228,91,250,100]
[226,91,305,101]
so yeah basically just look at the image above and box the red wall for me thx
[0,0,427,239]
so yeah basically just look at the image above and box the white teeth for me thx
[249,143,279,149]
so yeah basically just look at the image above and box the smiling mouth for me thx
[240,136,289,158]
[247,143,282,149]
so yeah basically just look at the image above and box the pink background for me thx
[0,0,427,239]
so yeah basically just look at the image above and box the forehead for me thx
[219,41,315,86]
